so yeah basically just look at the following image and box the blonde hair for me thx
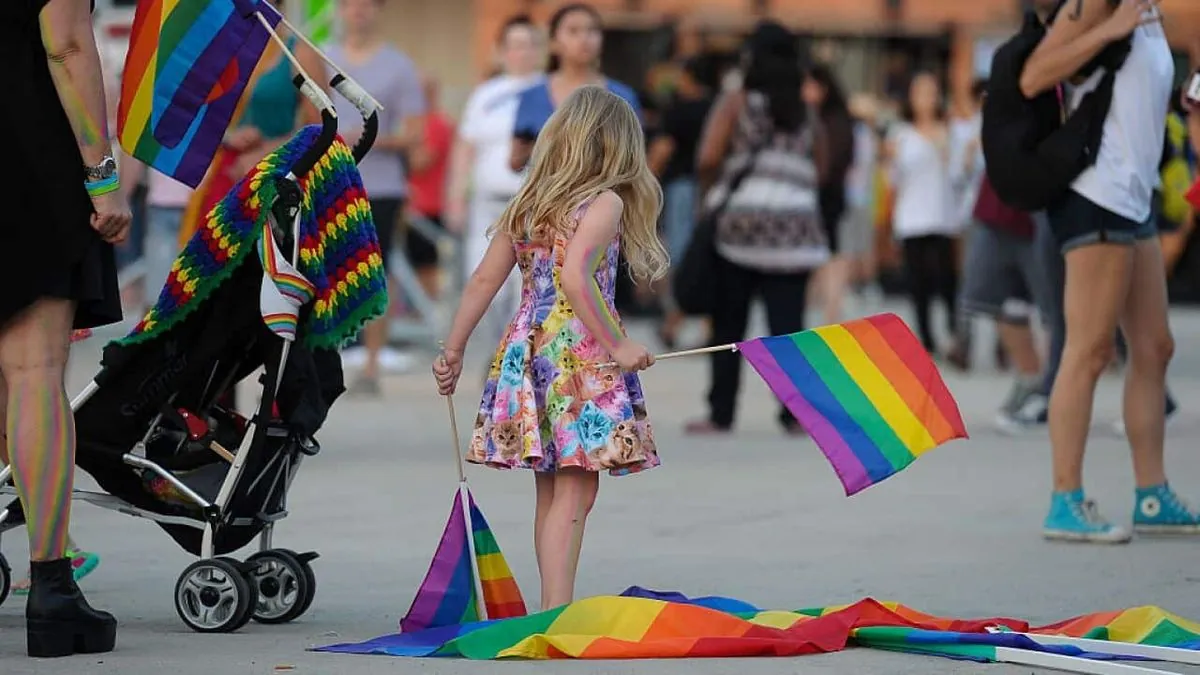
[491,85,668,282]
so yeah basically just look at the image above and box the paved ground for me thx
[3,299,1200,674]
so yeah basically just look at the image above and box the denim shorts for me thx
[1046,190,1156,254]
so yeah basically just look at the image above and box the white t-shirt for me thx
[889,123,957,239]
[459,74,543,199]
[1070,22,1174,224]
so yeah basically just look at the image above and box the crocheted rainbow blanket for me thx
[116,125,388,351]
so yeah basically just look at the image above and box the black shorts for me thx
[405,213,440,268]
[1047,190,1155,253]
[371,198,402,273]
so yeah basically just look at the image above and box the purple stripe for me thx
[400,491,467,632]
[738,339,871,495]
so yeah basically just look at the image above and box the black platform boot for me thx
[26,558,117,657]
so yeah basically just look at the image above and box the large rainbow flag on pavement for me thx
[738,313,967,495]
[118,0,279,188]
[398,489,527,633]
[317,587,1200,669]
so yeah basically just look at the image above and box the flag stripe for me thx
[400,491,467,632]
[812,324,937,454]
[737,339,874,493]
[839,318,958,444]
[865,314,966,438]
[789,330,914,471]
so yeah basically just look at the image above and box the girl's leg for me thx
[1044,243,1132,541]
[1117,239,1198,531]
[1,298,77,561]
[537,469,599,610]
[532,472,555,610]
[902,237,936,353]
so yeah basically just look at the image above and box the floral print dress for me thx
[467,199,659,476]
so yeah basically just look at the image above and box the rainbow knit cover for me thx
[117,125,389,351]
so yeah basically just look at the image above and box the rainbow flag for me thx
[118,0,279,188]
[317,588,1200,662]
[257,219,315,341]
[738,313,967,495]
[399,489,526,633]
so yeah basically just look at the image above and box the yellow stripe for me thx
[1106,607,1200,643]
[747,611,810,629]
[475,552,510,582]
[119,64,157,153]
[814,324,937,456]
[498,635,587,659]
[546,596,660,641]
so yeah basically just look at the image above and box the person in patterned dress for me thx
[433,85,667,610]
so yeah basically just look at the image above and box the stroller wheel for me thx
[272,548,318,618]
[246,550,309,624]
[174,558,256,633]
[0,552,10,607]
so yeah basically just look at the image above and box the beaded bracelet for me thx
[85,174,120,197]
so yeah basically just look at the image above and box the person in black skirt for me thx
[2,0,128,658]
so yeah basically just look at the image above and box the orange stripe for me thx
[639,603,754,642]
[481,578,523,606]
[119,0,162,123]
[842,317,956,443]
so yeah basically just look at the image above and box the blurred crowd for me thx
[107,1,1199,430]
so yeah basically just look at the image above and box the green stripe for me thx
[790,331,913,470]
[1142,619,1200,646]
[450,606,569,659]
[157,1,211,71]
[472,527,502,557]
[853,627,998,661]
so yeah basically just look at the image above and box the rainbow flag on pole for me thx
[118,0,280,188]
[738,313,967,495]
[399,489,526,633]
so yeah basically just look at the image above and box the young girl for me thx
[432,86,665,610]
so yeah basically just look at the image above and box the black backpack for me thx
[981,7,1131,212]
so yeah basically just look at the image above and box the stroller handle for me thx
[330,74,379,164]
[288,74,339,179]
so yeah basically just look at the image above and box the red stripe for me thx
[865,313,967,439]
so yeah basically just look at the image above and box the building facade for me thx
[373,0,1200,117]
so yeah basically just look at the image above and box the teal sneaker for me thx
[1133,484,1200,535]
[1043,490,1132,543]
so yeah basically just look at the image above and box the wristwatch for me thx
[85,156,118,181]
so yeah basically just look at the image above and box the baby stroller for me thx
[0,74,387,633]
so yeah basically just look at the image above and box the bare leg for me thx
[817,256,852,325]
[532,472,554,610]
[997,321,1041,378]
[1119,240,1172,488]
[537,469,599,610]
[1049,244,1131,492]
[0,299,77,561]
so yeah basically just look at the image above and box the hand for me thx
[611,339,655,372]
[433,347,464,395]
[224,126,262,152]
[1100,0,1161,41]
[90,191,132,244]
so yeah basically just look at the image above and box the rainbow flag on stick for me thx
[118,0,280,188]
[737,313,967,495]
[400,487,527,633]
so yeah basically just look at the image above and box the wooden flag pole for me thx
[440,344,488,620]
[255,14,326,97]
[599,343,738,368]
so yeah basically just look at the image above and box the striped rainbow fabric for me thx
[399,489,526,633]
[738,313,967,495]
[257,218,315,341]
[318,588,1200,662]
[119,0,279,188]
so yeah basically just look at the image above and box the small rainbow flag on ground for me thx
[738,313,967,495]
[118,0,279,188]
[399,489,526,633]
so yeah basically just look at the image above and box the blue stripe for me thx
[763,336,895,484]
[151,1,236,131]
